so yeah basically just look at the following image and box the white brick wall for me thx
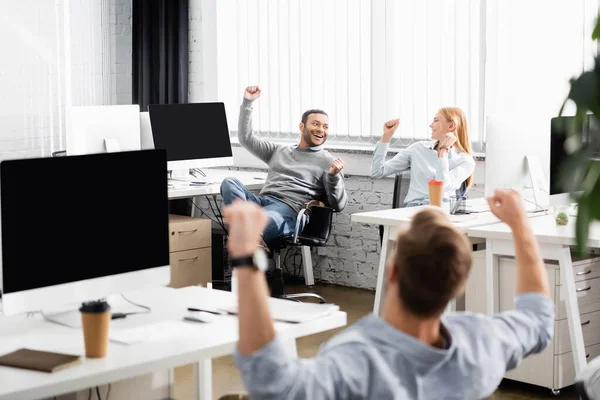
[188,0,204,102]
[191,172,485,289]
[111,0,132,105]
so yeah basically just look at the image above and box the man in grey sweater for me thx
[224,189,554,399]
[220,86,347,250]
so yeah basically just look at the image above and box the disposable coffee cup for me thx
[428,179,444,207]
[79,300,111,358]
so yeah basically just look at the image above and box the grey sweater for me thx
[238,98,347,213]
[235,293,554,399]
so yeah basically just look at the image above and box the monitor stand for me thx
[42,294,148,328]
[167,169,209,186]
[42,303,84,328]
[525,154,550,212]
[104,138,121,152]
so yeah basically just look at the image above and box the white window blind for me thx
[485,0,599,131]
[0,0,114,159]
[215,0,371,144]
[371,0,483,144]
[211,0,598,147]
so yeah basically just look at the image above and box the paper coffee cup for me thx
[79,300,111,358]
[428,179,444,207]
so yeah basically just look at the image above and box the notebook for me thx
[0,348,81,373]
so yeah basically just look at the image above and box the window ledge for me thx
[231,141,486,160]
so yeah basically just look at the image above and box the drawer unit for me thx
[466,252,600,391]
[169,248,212,289]
[168,214,212,288]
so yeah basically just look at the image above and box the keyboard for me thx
[109,320,204,345]
[218,297,339,323]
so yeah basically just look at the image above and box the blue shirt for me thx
[371,141,476,204]
[234,293,554,399]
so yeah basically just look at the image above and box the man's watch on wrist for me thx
[230,248,268,272]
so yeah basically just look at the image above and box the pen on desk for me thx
[187,307,223,315]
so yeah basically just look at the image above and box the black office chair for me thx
[379,171,411,243]
[269,204,335,304]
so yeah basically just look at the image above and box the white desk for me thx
[0,286,346,400]
[351,198,499,315]
[466,214,600,378]
[168,169,267,200]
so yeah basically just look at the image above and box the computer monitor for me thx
[140,111,154,150]
[148,102,234,171]
[66,105,142,155]
[0,150,170,319]
[485,114,551,210]
[549,115,599,206]
[550,116,582,205]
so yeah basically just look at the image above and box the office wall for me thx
[181,3,487,289]
[111,0,133,105]
[101,1,488,289]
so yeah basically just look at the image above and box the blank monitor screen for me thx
[0,150,169,294]
[148,102,233,165]
[549,116,600,195]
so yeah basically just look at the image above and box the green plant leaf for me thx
[567,71,600,113]
[576,196,592,257]
[593,16,600,40]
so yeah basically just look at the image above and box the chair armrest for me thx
[293,208,309,243]
[293,204,335,244]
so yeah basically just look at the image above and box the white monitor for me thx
[485,114,551,210]
[0,150,170,322]
[140,111,154,150]
[148,102,234,171]
[66,104,142,155]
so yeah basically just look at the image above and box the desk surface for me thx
[0,286,346,400]
[466,213,600,247]
[168,169,267,200]
[351,198,499,231]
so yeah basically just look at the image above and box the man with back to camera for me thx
[220,86,347,252]
[223,189,554,399]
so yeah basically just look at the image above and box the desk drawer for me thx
[556,256,600,284]
[556,276,600,320]
[555,342,600,389]
[554,309,600,354]
[169,215,211,252]
[169,248,212,288]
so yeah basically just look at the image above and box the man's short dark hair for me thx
[393,208,473,317]
[301,109,328,125]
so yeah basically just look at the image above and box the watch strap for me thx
[230,256,255,268]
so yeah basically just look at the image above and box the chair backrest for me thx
[392,171,411,209]
[392,171,468,208]
[298,205,334,246]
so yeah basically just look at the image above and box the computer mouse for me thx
[183,311,216,323]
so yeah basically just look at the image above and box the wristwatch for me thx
[230,248,268,272]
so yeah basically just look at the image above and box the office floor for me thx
[172,283,579,400]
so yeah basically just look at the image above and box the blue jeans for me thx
[404,200,430,208]
[405,198,450,209]
[220,177,301,248]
